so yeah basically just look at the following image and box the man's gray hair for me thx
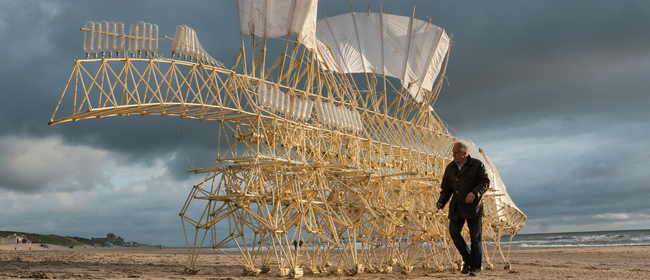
[453,141,469,155]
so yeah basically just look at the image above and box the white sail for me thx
[315,12,450,104]
[237,0,318,49]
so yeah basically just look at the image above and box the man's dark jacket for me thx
[437,155,490,220]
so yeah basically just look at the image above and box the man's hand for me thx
[465,192,475,204]
[436,202,444,210]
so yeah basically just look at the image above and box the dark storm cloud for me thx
[0,1,238,181]
[431,1,650,132]
[1,0,649,242]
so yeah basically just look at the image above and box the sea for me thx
[502,229,650,248]
[212,229,650,250]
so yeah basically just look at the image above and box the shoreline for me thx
[1,244,649,279]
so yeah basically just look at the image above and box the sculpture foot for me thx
[184,266,199,274]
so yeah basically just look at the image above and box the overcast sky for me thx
[1,0,649,246]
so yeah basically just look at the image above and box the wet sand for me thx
[1,243,649,279]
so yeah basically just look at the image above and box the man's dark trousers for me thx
[449,216,482,270]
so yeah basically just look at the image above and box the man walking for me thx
[437,141,490,276]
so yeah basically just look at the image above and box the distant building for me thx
[92,233,124,244]
[0,234,31,244]
[0,236,14,244]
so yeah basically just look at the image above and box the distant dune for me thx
[0,230,104,246]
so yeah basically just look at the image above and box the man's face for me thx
[452,144,468,164]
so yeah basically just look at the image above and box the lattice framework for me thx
[50,32,524,277]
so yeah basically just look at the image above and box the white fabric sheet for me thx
[316,12,450,103]
[237,0,318,49]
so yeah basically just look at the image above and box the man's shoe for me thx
[469,269,481,276]
[461,265,470,274]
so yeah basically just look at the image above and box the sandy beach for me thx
[1,243,649,279]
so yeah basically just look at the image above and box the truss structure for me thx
[50,4,526,278]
